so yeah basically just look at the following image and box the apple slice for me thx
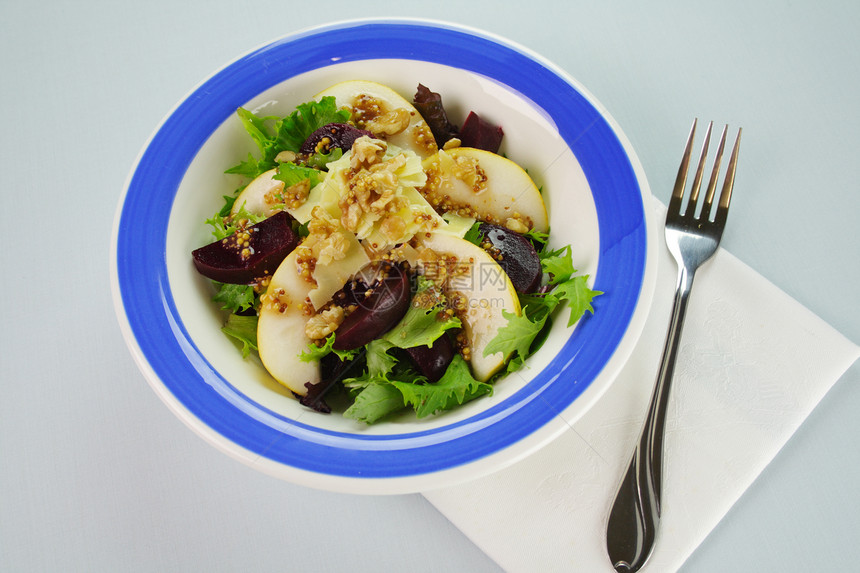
[257,250,320,395]
[421,147,549,233]
[419,233,521,381]
[314,80,438,158]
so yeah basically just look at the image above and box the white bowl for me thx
[110,19,656,494]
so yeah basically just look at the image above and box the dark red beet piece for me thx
[405,334,455,383]
[413,84,460,147]
[459,111,504,153]
[332,264,412,351]
[299,123,373,155]
[331,278,371,309]
[478,222,542,293]
[192,211,299,284]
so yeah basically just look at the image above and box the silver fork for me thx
[605,119,742,572]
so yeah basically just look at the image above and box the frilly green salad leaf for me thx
[482,243,603,367]
[391,355,492,418]
[483,308,548,362]
[343,381,405,425]
[339,279,466,423]
[205,203,266,241]
[225,97,349,180]
[551,275,601,326]
[212,283,256,314]
[273,162,324,188]
[379,278,461,349]
[221,314,258,359]
[298,333,360,363]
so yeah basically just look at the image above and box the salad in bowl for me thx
[190,80,601,424]
[112,20,654,493]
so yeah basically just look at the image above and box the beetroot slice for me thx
[478,222,542,293]
[459,112,504,153]
[404,334,455,383]
[299,123,373,155]
[332,264,412,351]
[191,211,299,284]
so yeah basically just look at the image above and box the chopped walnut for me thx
[304,306,345,340]
[340,201,363,234]
[442,137,461,150]
[338,147,410,237]
[452,154,487,193]
[307,205,339,236]
[317,231,350,265]
[504,216,530,234]
[351,94,385,128]
[350,136,387,170]
[363,108,411,136]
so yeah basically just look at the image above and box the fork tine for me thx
[714,127,742,226]
[701,124,728,219]
[685,121,713,218]
[670,118,697,214]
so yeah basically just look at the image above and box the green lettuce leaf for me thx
[523,227,550,250]
[343,381,405,424]
[552,275,602,326]
[306,148,344,170]
[482,307,548,361]
[364,339,397,377]
[540,244,575,284]
[273,161,324,189]
[482,242,602,363]
[225,97,349,180]
[298,333,360,363]
[379,278,461,349]
[212,283,256,314]
[275,97,350,153]
[390,355,492,418]
[205,203,266,241]
[221,314,258,359]
[462,221,484,246]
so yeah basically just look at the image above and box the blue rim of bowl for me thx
[114,20,648,481]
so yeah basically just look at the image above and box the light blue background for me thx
[2,1,858,572]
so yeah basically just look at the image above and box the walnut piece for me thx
[363,108,411,136]
[317,231,350,266]
[350,136,387,170]
[504,216,530,234]
[305,306,345,340]
[338,143,410,237]
[452,154,487,193]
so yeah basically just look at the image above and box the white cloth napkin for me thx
[423,202,860,573]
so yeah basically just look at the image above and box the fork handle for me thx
[606,266,697,572]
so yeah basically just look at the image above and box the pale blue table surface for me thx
[2,1,858,571]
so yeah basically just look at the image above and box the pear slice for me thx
[230,168,283,218]
[314,80,438,158]
[422,147,549,233]
[419,233,521,381]
[257,250,320,395]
